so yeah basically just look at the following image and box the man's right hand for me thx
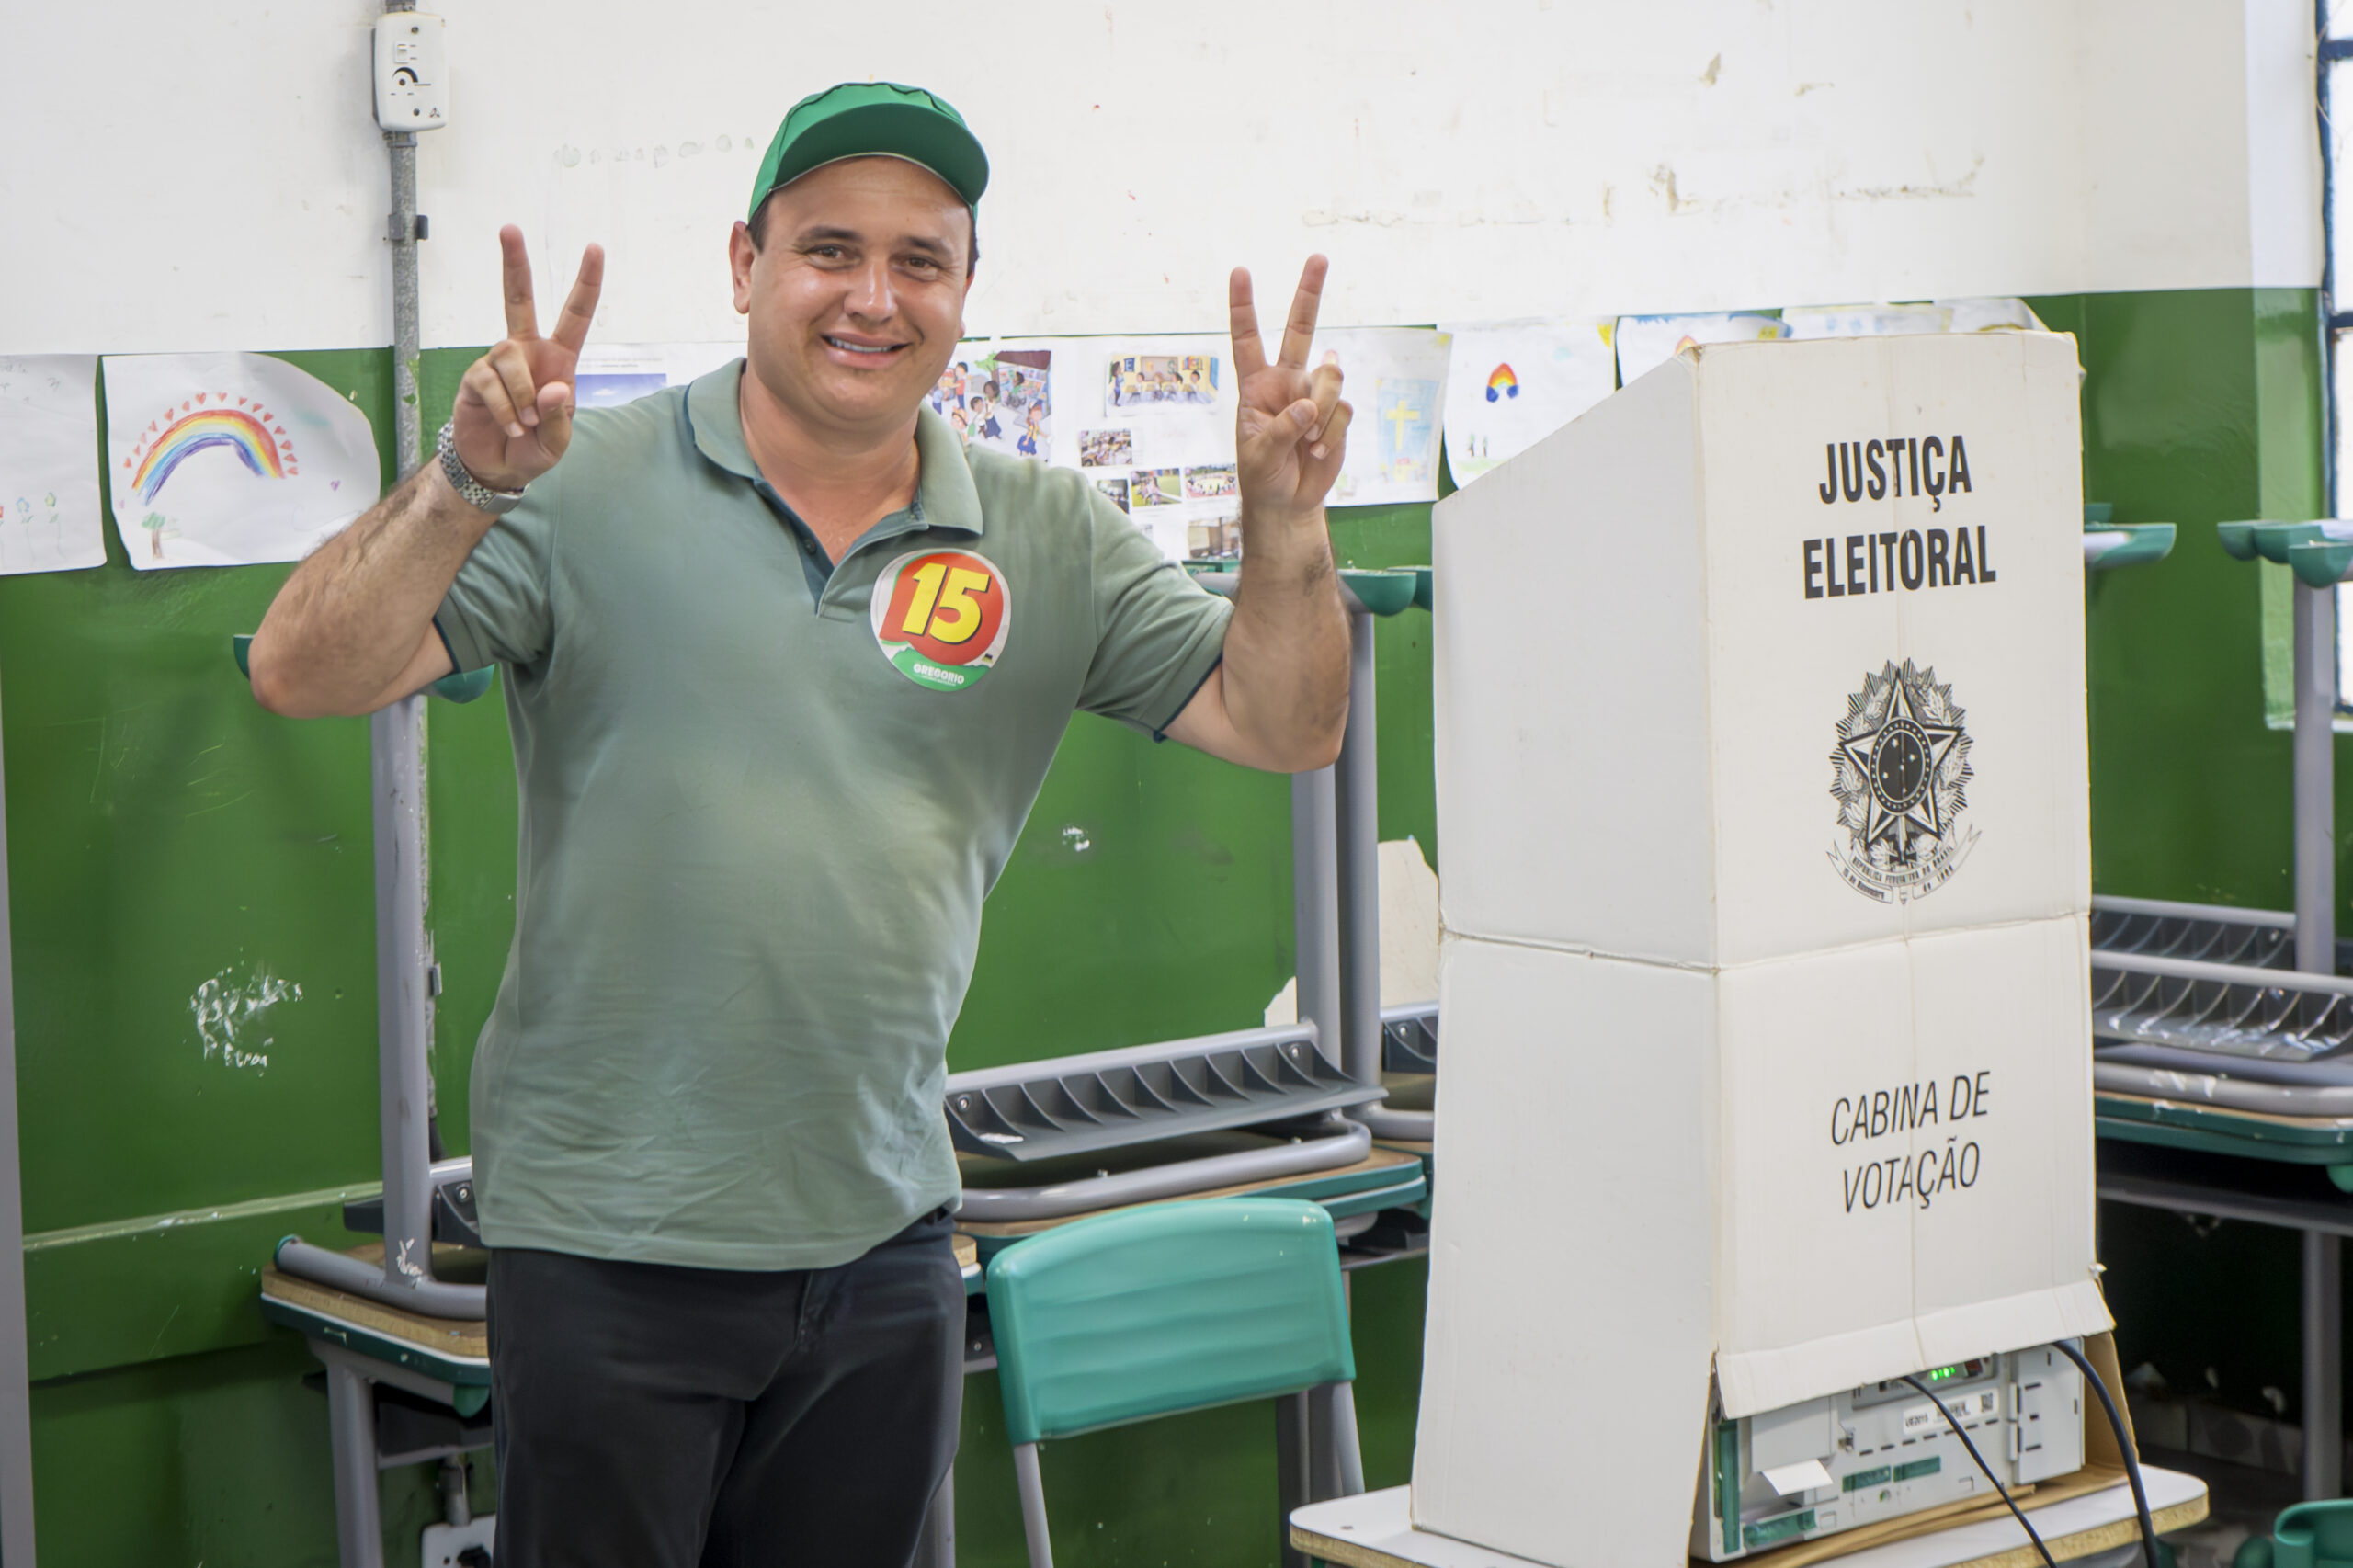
[453,226,606,493]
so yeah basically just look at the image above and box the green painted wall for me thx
[2024,288,2345,1432]
[6,286,2332,1562]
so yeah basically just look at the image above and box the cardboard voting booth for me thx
[1414,332,2110,1566]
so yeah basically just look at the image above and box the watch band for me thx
[436,421,528,516]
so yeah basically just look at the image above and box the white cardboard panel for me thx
[1905,916,2100,1331]
[1699,333,2089,964]
[1415,928,2107,1562]
[1413,935,1718,1568]
[1711,916,2106,1417]
[1714,939,1920,1366]
[1432,362,1717,967]
[1435,333,2086,971]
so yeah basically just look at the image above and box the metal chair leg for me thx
[913,1463,956,1568]
[1316,1381,1366,1497]
[1277,1391,1312,1568]
[1012,1442,1054,1568]
[324,1357,386,1568]
[2307,1230,2344,1499]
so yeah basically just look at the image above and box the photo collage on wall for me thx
[932,347,1051,462]
[1039,335,1242,562]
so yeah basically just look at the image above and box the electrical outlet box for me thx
[422,1514,494,1568]
[373,13,449,131]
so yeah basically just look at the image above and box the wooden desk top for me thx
[260,1243,487,1359]
[2099,1088,2353,1131]
[1290,1471,2208,1568]
[260,1234,981,1359]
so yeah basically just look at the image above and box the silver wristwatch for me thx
[436,421,529,516]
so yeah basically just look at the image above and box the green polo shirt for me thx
[436,360,1231,1270]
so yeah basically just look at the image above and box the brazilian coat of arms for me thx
[1828,659,1977,904]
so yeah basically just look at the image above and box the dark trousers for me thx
[487,1208,965,1568]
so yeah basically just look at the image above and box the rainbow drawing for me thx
[1485,363,1518,403]
[130,407,290,504]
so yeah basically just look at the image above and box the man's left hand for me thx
[1161,256,1352,775]
[1229,255,1351,523]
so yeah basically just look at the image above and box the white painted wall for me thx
[2246,0,2326,288]
[0,0,2319,356]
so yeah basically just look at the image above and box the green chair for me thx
[985,1198,1363,1568]
[2238,1500,2353,1568]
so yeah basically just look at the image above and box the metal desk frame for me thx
[2089,523,2350,1500]
[2097,1141,2346,1499]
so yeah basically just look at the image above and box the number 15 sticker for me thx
[871,549,1012,692]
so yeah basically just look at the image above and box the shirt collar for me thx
[685,359,983,540]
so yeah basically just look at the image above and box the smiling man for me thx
[247,81,1350,1568]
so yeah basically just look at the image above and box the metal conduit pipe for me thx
[374,26,447,1310]
[370,690,459,1306]
[278,3,483,1320]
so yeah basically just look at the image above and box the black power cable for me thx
[2052,1339,2160,1568]
[1901,1375,2059,1568]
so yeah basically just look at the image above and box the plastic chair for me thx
[2237,1500,2353,1568]
[984,1198,1364,1568]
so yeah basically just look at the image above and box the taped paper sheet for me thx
[104,352,382,571]
[1781,304,1954,340]
[1037,335,1240,562]
[936,341,1056,465]
[1782,299,2049,340]
[574,341,743,407]
[1612,311,1787,386]
[1316,326,1450,508]
[1438,321,1616,486]
[0,355,106,574]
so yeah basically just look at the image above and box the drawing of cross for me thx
[1383,395,1422,453]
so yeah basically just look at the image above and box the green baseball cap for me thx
[748,82,989,221]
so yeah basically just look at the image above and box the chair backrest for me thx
[2238,1498,2353,1568]
[984,1198,1356,1447]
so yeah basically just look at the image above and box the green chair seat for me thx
[988,1197,1354,1446]
[985,1198,1362,1568]
[2235,1497,2353,1568]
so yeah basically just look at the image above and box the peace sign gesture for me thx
[1230,255,1351,525]
[452,225,606,492]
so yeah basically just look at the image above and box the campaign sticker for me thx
[870,549,1011,692]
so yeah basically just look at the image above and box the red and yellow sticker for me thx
[870,549,1011,691]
